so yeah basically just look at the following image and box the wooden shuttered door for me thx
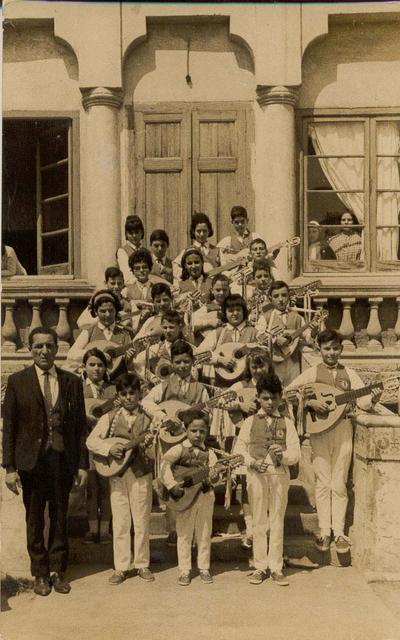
[192,109,249,243]
[135,104,252,255]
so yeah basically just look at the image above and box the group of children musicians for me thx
[65,206,382,588]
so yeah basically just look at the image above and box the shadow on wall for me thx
[300,21,400,107]
[123,19,254,102]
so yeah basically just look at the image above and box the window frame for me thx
[299,109,400,275]
[3,111,81,278]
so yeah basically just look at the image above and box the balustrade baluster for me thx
[55,298,72,350]
[28,299,43,344]
[1,300,18,352]
[394,296,400,350]
[366,297,383,350]
[338,297,355,350]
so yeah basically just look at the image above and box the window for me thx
[2,118,74,275]
[301,116,400,273]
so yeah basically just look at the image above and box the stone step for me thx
[68,533,351,569]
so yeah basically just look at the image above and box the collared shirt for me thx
[35,365,59,406]
[117,241,141,284]
[97,321,116,342]
[193,240,210,257]
[159,438,218,490]
[227,320,247,343]
[85,377,104,399]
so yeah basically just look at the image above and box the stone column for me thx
[81,87,123,285]
[255,85,299,283]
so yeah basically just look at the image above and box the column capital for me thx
[81,87,123,111]
[256,85,299,108]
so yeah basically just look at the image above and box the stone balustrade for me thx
[1,279,94,355]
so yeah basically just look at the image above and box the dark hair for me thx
[161,309,183,326]
[28,326,58,349]
[245,349,273,380]
[150,229,169,246]
[190,212,214,239]
[180,247,205,281]
[171,339,193,361]
[129,247,153,271]
[221,294,248,323]
[151,282,172,300]
[82,348,109,382]
[90,289,122,317]
[253,258,272,277]
[317,329,343,347]
[125,215,144,238]
[256,372,282,396]
[230,206,248,221]
[250,238,266,250]
[115,372,141,393]
[212,273,230,287]
[268,280,289,296]
[182,408,209,429]
[83,347,108,368]
[340,211,359,225]
[104,266,124,282]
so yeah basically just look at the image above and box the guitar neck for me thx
[335,382,383,406]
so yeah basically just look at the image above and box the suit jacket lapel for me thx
[28,365,46,408]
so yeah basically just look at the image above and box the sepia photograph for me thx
[1,1,400,639]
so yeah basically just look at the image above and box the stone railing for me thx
[1,279,95,356]
[292,275,400,355]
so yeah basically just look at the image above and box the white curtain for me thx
[376,122,400,261]
[309,122,365,224]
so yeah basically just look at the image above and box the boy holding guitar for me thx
[234,372,300,586]
[256,280,314,387]
[285,330,382,554]
[159,409,220,586]
[86,373,155,585]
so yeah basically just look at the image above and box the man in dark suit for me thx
[3,326,88,596]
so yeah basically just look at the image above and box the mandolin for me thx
[214,333,271,383]
[84,334,161,375]
[294,375,400,435]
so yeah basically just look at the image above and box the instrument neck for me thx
[335,382,383,406]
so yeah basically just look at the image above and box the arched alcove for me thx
[300,20,400,109]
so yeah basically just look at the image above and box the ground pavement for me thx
[1,555,400,640]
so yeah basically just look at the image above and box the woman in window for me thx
[328,211,363,262]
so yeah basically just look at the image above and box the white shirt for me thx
[85,377,105,399]
[117,241,140,285]
[234,410,300,474]
[35,365,59,406]
[67,321,117,362]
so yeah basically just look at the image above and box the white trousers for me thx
[248,470,290,573]
[176,490,215,573]
[310,419,353,537]
[110,469,152,571]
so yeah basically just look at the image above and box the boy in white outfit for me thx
[285,329,381,554]
[234,372,300,586]
[159,409,219,586]
[86,373,155,585]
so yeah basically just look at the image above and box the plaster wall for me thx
[3,24,81,111]
[300,22,400,109]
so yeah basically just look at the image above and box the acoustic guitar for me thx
[84,334,161,376]
[303,375,400,434]
[85,396,116,421]
[268,310,328,363]
[92,431,149,478]
[158,454,244,513]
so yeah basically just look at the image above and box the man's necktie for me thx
[43,372,53,409]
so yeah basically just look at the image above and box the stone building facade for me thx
[2,1,400,578]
